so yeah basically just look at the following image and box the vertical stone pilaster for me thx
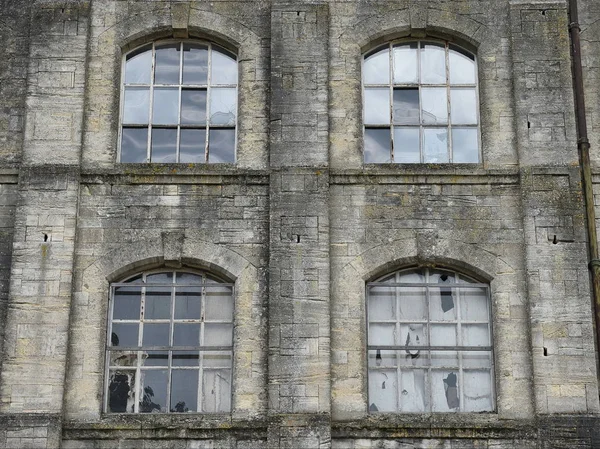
[268,2,331,447]
[0,2,90,447]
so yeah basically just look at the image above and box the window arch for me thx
[105,269,234,414]
[119,41,237,163]
[363,41,480,164]
[366,267,494,413]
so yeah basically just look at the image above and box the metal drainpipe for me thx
[568,0,600,388]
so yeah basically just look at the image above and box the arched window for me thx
[105,270,234,413]
[366,267,494,413]
[119,41,237,163]
[363,41,479,164]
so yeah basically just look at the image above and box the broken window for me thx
[119,41,237,163]
[367,267,494,413]
[105,270,234,413]
[363,41,480,164]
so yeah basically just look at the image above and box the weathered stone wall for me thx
[0,0,599,448]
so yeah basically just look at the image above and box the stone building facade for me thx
[0,0,600,447]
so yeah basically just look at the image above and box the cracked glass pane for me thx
[368,286,396,321]
[183,44,208,85]
[111,323,139,347]
[364,47,389,85]
[125,45,152,84]
[423,128,448,163]
[421,88,448,125]
[171,369,199,412]
[368,369,397,412]
[202,369,231,412]
[460,287,488,321]
[399,369,426,412]
[364,128,391,163]
[204,323,233,346]
[210,88,236,125]
[461,324,490,347]
[108,370,136,413]
[364,88,390,125]
[155,43,180,85]
[463,370,493,411]
[369,323,396,346]
[175,286,202,319]
[430,324,457,347]
[142,323,170,346]
[113,286,141,320]
[140,369,168,413]
[205,286,234,321]
[393,43,418,83]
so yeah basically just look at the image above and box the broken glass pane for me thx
[204,323,233,346]
[364,128,391,163]
[430,324,457,347]
[398,286,426,320]
[393,89,419,125]
[393,43,418,83]
[140,369,168,413]
[144,286,172,319]
[141,351,168,367]
[109,351,137,367]
[368,369,397,412]
[368,349,397,368]
[463,370,492,411]
[111,323,139,347]
[152,88,179,125]
[400,324,426,348]
[108,369,136,413]
[452,128,479,163]
[171,369,199,412]
[368,286,396,321]
[205,286,234,321]
[368,323,396,346]
[421,88,448,125]
[364,88,390,125]
[449,46,476,85]
[399,369,426,412]
[173,323,200,346]
[120,128,148,163]
[461,324,490,346]
[431,370,459,412]
[123,88,150,124]
[181,89,207,125]
[211,48,237,85]
[113,286,141,320]
[155,43,181,85]
[450,89,478,124]
[125,45,152,84]
[429,287,457,321]
[150,128,177,163]
[174,286,201,319]
[202,369,231,412]
[183,44,208,85]
[393,127,420,163]
[363,47,389,85]
[421,43,446,84]
[460,287,488,321]
[210,88,236,125]
[142,323,170,346]
[179,129,206,163]
[208,129,235,163]
[422,128,448,163]
[173,351,200,367]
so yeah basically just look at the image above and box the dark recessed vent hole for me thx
[43,234,48,242]
[296,235,301,243]
[527,121,531,129]
[543,347,548,356]
[552,235,558,244]
[541,9,546,16]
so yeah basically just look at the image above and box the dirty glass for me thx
[210,88,237,126]
[421,88,447,125]
[202,369,232,412]
[452,128,479,163]
[450,89,478,124]
[364,46,390,85]
[364,88,390,125]
[367,268,493,413]
[211,48,238,85]
[152,88,179,125]
[123,88,150,124]
[393,43,418,84]
[449,45,476,85]
[125,45,152,84]
[393,127,420,163]
[423,128,448,163]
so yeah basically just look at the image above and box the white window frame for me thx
[366,267,495,413]
[104,269,234,414]
[362,40,481,164]
[118,40,238,163]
